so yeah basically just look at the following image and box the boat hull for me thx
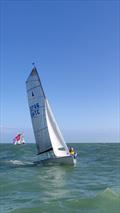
[34,155,76,166]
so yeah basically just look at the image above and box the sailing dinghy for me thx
[13,133,25,145]
[26,67,76,165]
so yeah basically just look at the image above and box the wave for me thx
[2,187,120,213]
[0,159,34,168]
[96,187,120,199]
[9,160,26,165]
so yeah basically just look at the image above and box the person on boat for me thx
[69,147,77,159]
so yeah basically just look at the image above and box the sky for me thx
[0,0,119,143]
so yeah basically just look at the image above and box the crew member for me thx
[69,147,75,155]
[69,147,77,159]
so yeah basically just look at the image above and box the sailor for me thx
[69,147,75,155]
[69,147,77,159]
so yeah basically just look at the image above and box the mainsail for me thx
[26,67,70,158]
[26,67,52,154]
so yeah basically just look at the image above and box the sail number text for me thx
[30,103,40,118]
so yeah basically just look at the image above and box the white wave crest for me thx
[9,160,25,165]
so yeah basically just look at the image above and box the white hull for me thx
[34,155,76,166]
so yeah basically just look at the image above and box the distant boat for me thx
[13,133,25,145]
[26,66,76,165]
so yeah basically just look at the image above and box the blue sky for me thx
[0,0,119,143]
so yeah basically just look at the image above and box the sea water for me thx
[0,143,120,213]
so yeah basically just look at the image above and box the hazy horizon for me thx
[0,126,119,143]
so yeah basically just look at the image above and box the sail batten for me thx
[27,85,43,93]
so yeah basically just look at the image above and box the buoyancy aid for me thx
[69,150,75,155]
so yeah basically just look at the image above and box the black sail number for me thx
[30,103,40,118]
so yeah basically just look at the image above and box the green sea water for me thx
[0,143,120,213]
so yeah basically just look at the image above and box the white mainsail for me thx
[26,67,70,159]
[20,134,25,144]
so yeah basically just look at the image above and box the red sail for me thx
[15,134,21,141]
